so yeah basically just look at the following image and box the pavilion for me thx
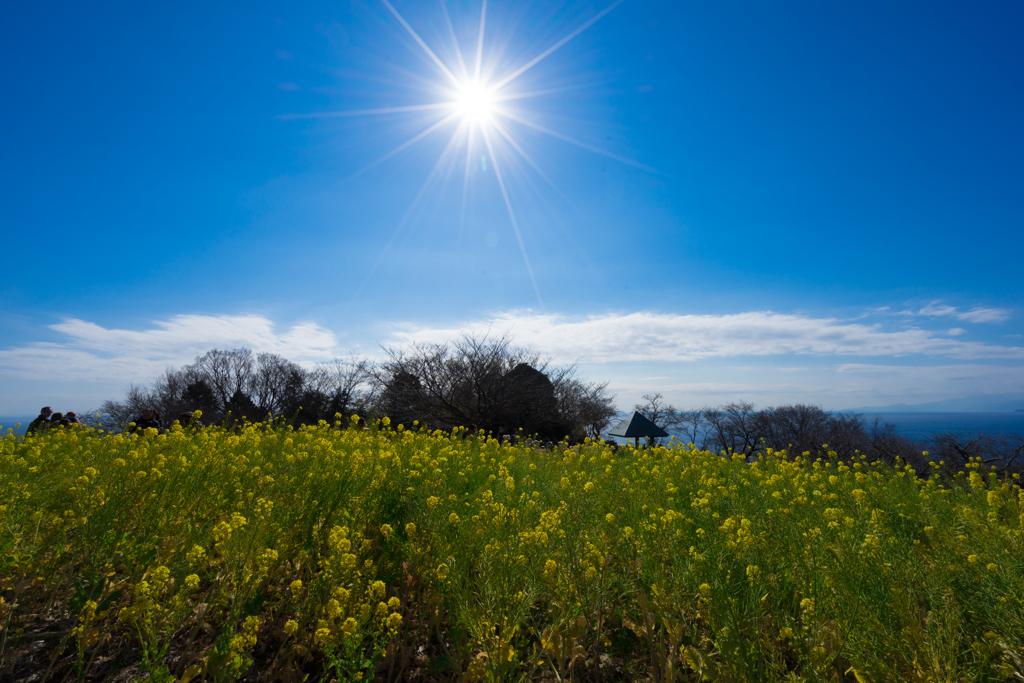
[607,411,669,448]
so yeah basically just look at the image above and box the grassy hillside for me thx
[1,418,1022,681]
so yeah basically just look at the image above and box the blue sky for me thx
[2,0,1023,415]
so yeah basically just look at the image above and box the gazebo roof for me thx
[607,411,669,438]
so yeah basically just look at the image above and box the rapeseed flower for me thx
[5,411,1021,682]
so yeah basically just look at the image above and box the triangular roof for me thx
[607,411,669,438]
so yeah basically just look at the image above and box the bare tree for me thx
[757,404,833,455]
[858,417,925,470]
[297,356,376,423]
[376,332,615,441]
[703,401,765,456]
[311,357,374,410]
[675,409,713,449]
[377,333,554,433]
[633,393,690,445]
[930,432,1024,474]
[753,404,876,459]
[248,353,300,417]
[825,412,871,461]
[97,348,315,428]
[556,377,618,440]
[630,394,715,447]
[635,393,685,429]
[190,349,256,409]
[97,383,155,429]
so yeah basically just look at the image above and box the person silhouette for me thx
[26,406,53,435]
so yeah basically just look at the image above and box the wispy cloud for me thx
[387,310,1024,363]
[957,308,1011,323]
[583,363,1024,410]
[917,301,1010,323]
[0,315,343,384]
[3,310,1022,412]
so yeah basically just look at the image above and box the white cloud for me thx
[0,314,343,384]
[956,307,1011,323]
[3,309,1023,414]
[387,310,1024,363]
[569,359,1024,411]
[598,363,1024,412]
[917,301,1010,323]
[918,302,958,318]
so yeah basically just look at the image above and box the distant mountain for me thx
[845,393,1024,414]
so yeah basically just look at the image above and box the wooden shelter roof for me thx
[607,411,669,438]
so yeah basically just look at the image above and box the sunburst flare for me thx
[288,0,644,307]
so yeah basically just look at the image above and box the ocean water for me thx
[863,413,1024,441]
[604,411,1024,446]
[1,416,36,436]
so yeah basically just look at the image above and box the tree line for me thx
[96,333,1023,473]
[98,334,617,442]
[633,392,1024,475]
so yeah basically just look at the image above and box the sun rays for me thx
[288,0,642,307]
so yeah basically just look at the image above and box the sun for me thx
[294,0,638,308]
[454,82,496,123]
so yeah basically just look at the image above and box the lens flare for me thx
[291,0,641,308]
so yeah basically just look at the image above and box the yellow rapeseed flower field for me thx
[1,418,1023,682]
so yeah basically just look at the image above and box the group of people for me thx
[24,406,203,436]
[26,406,82,434]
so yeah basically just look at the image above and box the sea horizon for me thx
[6,410,1024,442]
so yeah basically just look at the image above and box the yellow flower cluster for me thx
[1,419,1022,681]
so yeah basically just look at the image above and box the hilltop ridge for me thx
[846,392,1024,414]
